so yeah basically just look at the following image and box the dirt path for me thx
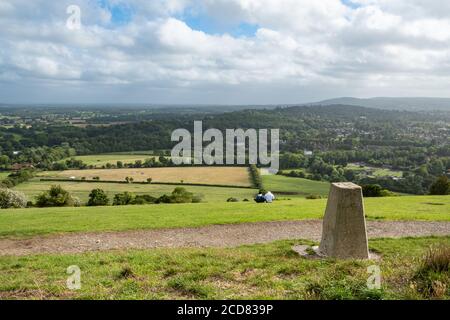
[1,220,449,256]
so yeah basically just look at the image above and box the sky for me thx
[1,0,450,104]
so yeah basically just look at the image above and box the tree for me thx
[87,189,109,206]
[0,189,28,209]
[36,185,78,207]
[429,176,450,195]
[147,178,153,184]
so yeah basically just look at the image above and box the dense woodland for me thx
[0,104,449,195]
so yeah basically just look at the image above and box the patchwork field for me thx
[39,167,252,187]
[14,180,257,203]
[0,196,448,239]
[262,175,330,196]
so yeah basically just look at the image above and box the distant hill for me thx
[308,97,450,111]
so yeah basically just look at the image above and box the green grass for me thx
[67,154,156,167]
[0,171,12,180]
[0,196,448,239]
[14,179,256,203]
[262,175,330,196]
[0,237,448,300]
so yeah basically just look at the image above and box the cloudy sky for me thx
[1,0,450,104]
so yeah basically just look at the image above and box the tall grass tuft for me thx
[413,245,450,299]
[419,245,450,274]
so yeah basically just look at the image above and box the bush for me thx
[36,185,78,207]
[155,188,198,204]
[0,188,28,209]
[306,194,322,200]
[1,169,35,188]
[227,197,239,202]
[192,195,204,203]
[133,195,157,205]
[362,184,384,197]
[113,192,135,206]
[429,176,450,195]
[87,189,109,206]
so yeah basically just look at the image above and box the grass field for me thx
[0,171,11,180]
[14,180,256,203]
[39,167,252,187]
[262,175,330,196]
[0,237,448,299]
[69,154,157,167]
[0,196,448,239]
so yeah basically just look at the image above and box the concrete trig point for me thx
[316,182,369,260]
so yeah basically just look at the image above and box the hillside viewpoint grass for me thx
[0,196,448,239]
[0,237,448,300]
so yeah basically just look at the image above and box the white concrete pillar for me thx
[318,182,369,259]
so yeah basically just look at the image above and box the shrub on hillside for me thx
[113,192,135,206]
[429,176,450,195]
[155,188,200,204]
[306,194,322,200]
[0,188,28,209]
[362,184,387,197]
[36,185,78,207]
[133,195,157,205]
[1,169,35,188]
[87,189,110,206]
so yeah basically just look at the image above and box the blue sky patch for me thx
[180,9,258,37]
[97,0,133,26]
[341,0,361,9]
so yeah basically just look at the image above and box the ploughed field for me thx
[38,167,252,187]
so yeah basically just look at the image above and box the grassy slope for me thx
[0,237,448,300]
[14,180,256,203]
[0,171,11,180]
[262,175,330,196]
[0,196,448,238]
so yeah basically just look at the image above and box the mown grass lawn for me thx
[0,237,448,300]
[0,196,448,239]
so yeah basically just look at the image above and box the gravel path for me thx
[1,220,449,256]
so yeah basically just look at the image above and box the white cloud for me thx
[1,0,450,103]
